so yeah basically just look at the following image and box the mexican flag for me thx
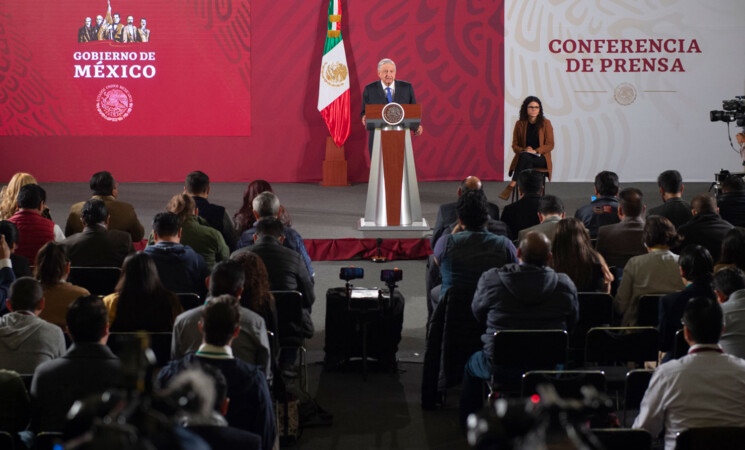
[317,0,350,148]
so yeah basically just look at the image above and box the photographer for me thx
[738,132,745,163]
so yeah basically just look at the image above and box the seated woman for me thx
[164,193,229,270]
[233,180,292,236]
[715,226,745,272]
[551,218,613,293]
[614,215,686,326]
[35,242,90,328]
[232,250,279,357]
[103,252,182,332]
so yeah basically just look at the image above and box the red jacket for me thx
[9,210,55,262]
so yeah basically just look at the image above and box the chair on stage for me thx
[68,266,121,296]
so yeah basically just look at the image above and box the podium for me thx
[358,103,429,232]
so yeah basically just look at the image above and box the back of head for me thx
[719,227,745,268]
[459,176,482,193]
[34,242,68,287]
[722,174,745,193]
[517,169,544,195]
[9,277,44,312]
[185,171,210,195]
[81,199,108,226]
[594,171,619,196]
[519,231,551,266]
[16,184,44,210]
[152,212,181,238]
[643,215,678,248]
[246,180,274,202]
[713,267,745,297]
[255,216,284,239]
[167,193,196,223]
[67,295,109,343]
[117,252,162,297]
[209,260,245,297]
[231,250,271,311]
[89,171,115,196]
[538,195,564,216]
[456,189,488,230]
[252,191,281,218]
[657,170,683,194]
[201,295,240,346]
[618,187,644,217]
[692,194,717,214]
[0,173,36,218]
[683,296,723,344]
[678,244,714,280]
[0,220,19,248]
[551,218,595,286]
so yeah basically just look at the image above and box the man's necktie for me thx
[385,87,392,103]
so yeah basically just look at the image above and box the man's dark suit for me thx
[361,80,417,151]
[677,212,733,262]
[596,217,647,268]
[501,194,542,240]
[193,196,237,252]
[647,197,692,229]
[431,201,500,247]
[60,225,134,268]
[717,191,745,227]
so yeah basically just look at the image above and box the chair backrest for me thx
[637,294,664,327]
[271,290,304,347]
[439,286,482,388]
[585,327,658,365]
[623,369,654,414]
[176,293,201,311]
[521,370,606,399]
[68,266,121,296]
[492,329,568,368]
[592,428,652,450]
[572,293,613,347]
[0,431,14,450]
[673,328,690,359]
[107,332,173,366]
[675,427,745,450]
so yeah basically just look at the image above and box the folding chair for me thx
[675,427,745,450]
[176,293,202,311]
[584,326,658,393]
[622,369,654,426]
[570,293,613,366]
[0,431,14,450]
[107,332,173,367]
[271,290,308,390]
[68,266,121,296]
[637,294,664,327]
[521,370,606,399]
[591,428,652,450]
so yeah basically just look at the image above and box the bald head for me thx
[518,231,552,266]
[458,176,483,196]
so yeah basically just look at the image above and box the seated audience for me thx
[460,231,578,428]
[65,171,145,241]
[647,169,692,228]
[551,218,613,293]
[574,170,621,238]
[144,212,209,299]
[715,227,745,272]
[233,180,292,236]
[31,295,122,432]
[0,277,66,373]
[103,252,182,332]
[431,176,501,247]
[596,187,647,268]
[8,184,55,262]
[231,251,279,357]
[185,171,237,251]
[0,221,32,278]
[0,235,14,316]
[615,216,686,326]
[164,194,229,271]
[61,199,134,267]
[501,169,544,239]
[34,242,90,328]
[713,268,745,359]
[677,194,733,262]
[517,194,565,242]
[658,245,715,362]
[717,174,745,227]
[633,297,745,450]
[0,173,64,241]
[159,296,275,450]
[0,369,30,435]
[171,261,271,381]
[234,191,314,278]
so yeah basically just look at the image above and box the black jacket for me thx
[431,201,501,246]
[677,212,733,262]
[60,225,134,268]
[361,79,417,150]
[574,196,620,239]
[647,197,692,229]
[193,196,237,252]
[717,191,745,227]
[501,194,542,240]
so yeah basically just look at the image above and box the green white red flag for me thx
[317,0,350,147]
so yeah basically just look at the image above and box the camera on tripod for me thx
[710,96,745,127]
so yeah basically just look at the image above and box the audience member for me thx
[431,176,501,247]
[8,184,55,262]
[60,199,134,267]
[460,232,578,427]
[103,252,182,332]
[0,221,31,278]
[0,369,30,435]
[185,171,237,252]
[233,180,292,235]
[715,227,745,272]
[501,169,544,239]
[0,277,65,373]
[647,170,692,228]
[65,171,145,241]
[633,297,745,450]
[615,216,686,326]
[165,194,229,270]
[713,268,745,359]
[658,245,715,362]
[717,174,745,227]
[677,194,733,262]
[231,251,278,356]
[159,295,275,450]
[596,187,647,268]
[0,236,14,316]
[145,212,209,299]
[517,194,565,242]
[34,242,90,328]
[551,218,613,293]
[574,171,621,238]
[171,261,271,381]
[31,295,122,432]
[0,173,37,220]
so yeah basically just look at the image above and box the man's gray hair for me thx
[252,191,281,218]
[377,58,396,71]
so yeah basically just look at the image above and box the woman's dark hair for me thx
[233,180,291,234]
[518,95,545,128]
[231,251,275,314]
[719,227,745,270]
[34,242,68,288]
[678,244,714,281]
[112,252,182,332]
[551,218,601,290]
[643,215,679,248]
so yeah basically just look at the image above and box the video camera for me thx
[710,96,745,128]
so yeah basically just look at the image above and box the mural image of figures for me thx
[79,0,150,43]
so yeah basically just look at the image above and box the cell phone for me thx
[591,195,597,202]
[380,268,403,283]
[340,266,364,281]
